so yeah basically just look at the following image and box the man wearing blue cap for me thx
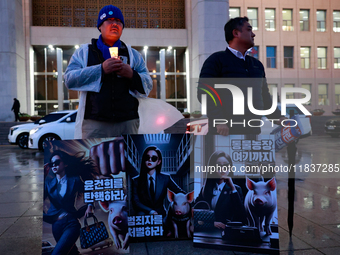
[65,5,152,139]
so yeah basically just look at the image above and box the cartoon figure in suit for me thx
[194,151,247,229]
[43,150,98,255]
[132,146,184,216]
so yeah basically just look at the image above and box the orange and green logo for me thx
[198,82,222,108]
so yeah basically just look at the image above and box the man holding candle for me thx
[65,5,152,138]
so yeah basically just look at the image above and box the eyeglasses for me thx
[105,19,123,26]
[146,156,158,162]
[48,159,62,168]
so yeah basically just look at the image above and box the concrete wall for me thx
[189,0,229,112]
[30,27,188,47]
[0,0,26,121]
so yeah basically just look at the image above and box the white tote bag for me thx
[137,98,184,134]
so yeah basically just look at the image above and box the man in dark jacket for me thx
[11,98,20,122]
[198,17,285,135]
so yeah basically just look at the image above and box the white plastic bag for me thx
[137,98,184,134]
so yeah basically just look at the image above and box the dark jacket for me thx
[198,48,282,134]
[43,175,84,224]
[12,99,20,113]
[194,183,247,224]
[84,39,145,122]
[132,172,184,216]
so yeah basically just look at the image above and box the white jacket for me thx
[64,43,152,139]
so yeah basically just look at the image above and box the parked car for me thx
[324,118,340,138]
[8,111,74,149]
[28,110,77,150]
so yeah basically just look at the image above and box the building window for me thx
[247,8,258,30]
[268,84,277,96]
[33,45,79,115]
[318,84,329,105]
[249,46,259,59]
[284,84,295,99]
[300,47,311,69]
[300,9,309,31]
[317,47,327,69]
[135,46,187,112]
[334,47,340,69]
[229,7,240,19]
[282,9,293,31]
[266,46,276,68]
[265,9,276,31]
[316,10,326,32]
[301,84,311,105]
[32,0,185,29]
[334,11,340,32]
[33,45,188,115]
[335,84,340,105]
[284,46,294,68]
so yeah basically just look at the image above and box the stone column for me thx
[188,0,229,112]
[0,0,26,121]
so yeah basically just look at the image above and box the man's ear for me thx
[232,29,240,38]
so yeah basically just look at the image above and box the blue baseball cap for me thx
[97,5,125,30]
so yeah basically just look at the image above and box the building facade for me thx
[229,0,340,115]
[1,0,339,121]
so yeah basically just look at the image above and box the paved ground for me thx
[0,135,339,254]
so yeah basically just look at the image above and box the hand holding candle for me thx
[109,47,118,59]
[102,48,133,78]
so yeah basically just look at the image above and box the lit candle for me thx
[109,47,118,58]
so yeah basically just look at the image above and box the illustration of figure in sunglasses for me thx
[194,151,247,229]
[43,150,98,255]
[132,146,184,217]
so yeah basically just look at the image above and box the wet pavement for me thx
[0,135,339,254]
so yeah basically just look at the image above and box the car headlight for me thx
[10,127,19,131]
[30,126,43,136]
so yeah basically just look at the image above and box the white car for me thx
[28,110,77,150]
[8,111,74,149]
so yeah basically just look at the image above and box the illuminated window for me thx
[247,8,258,30]
[318,84,329,105]
[284,84,295,99]
[317,10,326,32]
[317,47,327,69]
[229,7,240,19]
[268,84,277,96]
[334,11,340,32]
[334,47,340,69]
[265,9,276,31]
[335,84,340,105]
[282,9,293,31]
[300,9,309,31]
[301,84,311,105]
[300,47,311,69]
